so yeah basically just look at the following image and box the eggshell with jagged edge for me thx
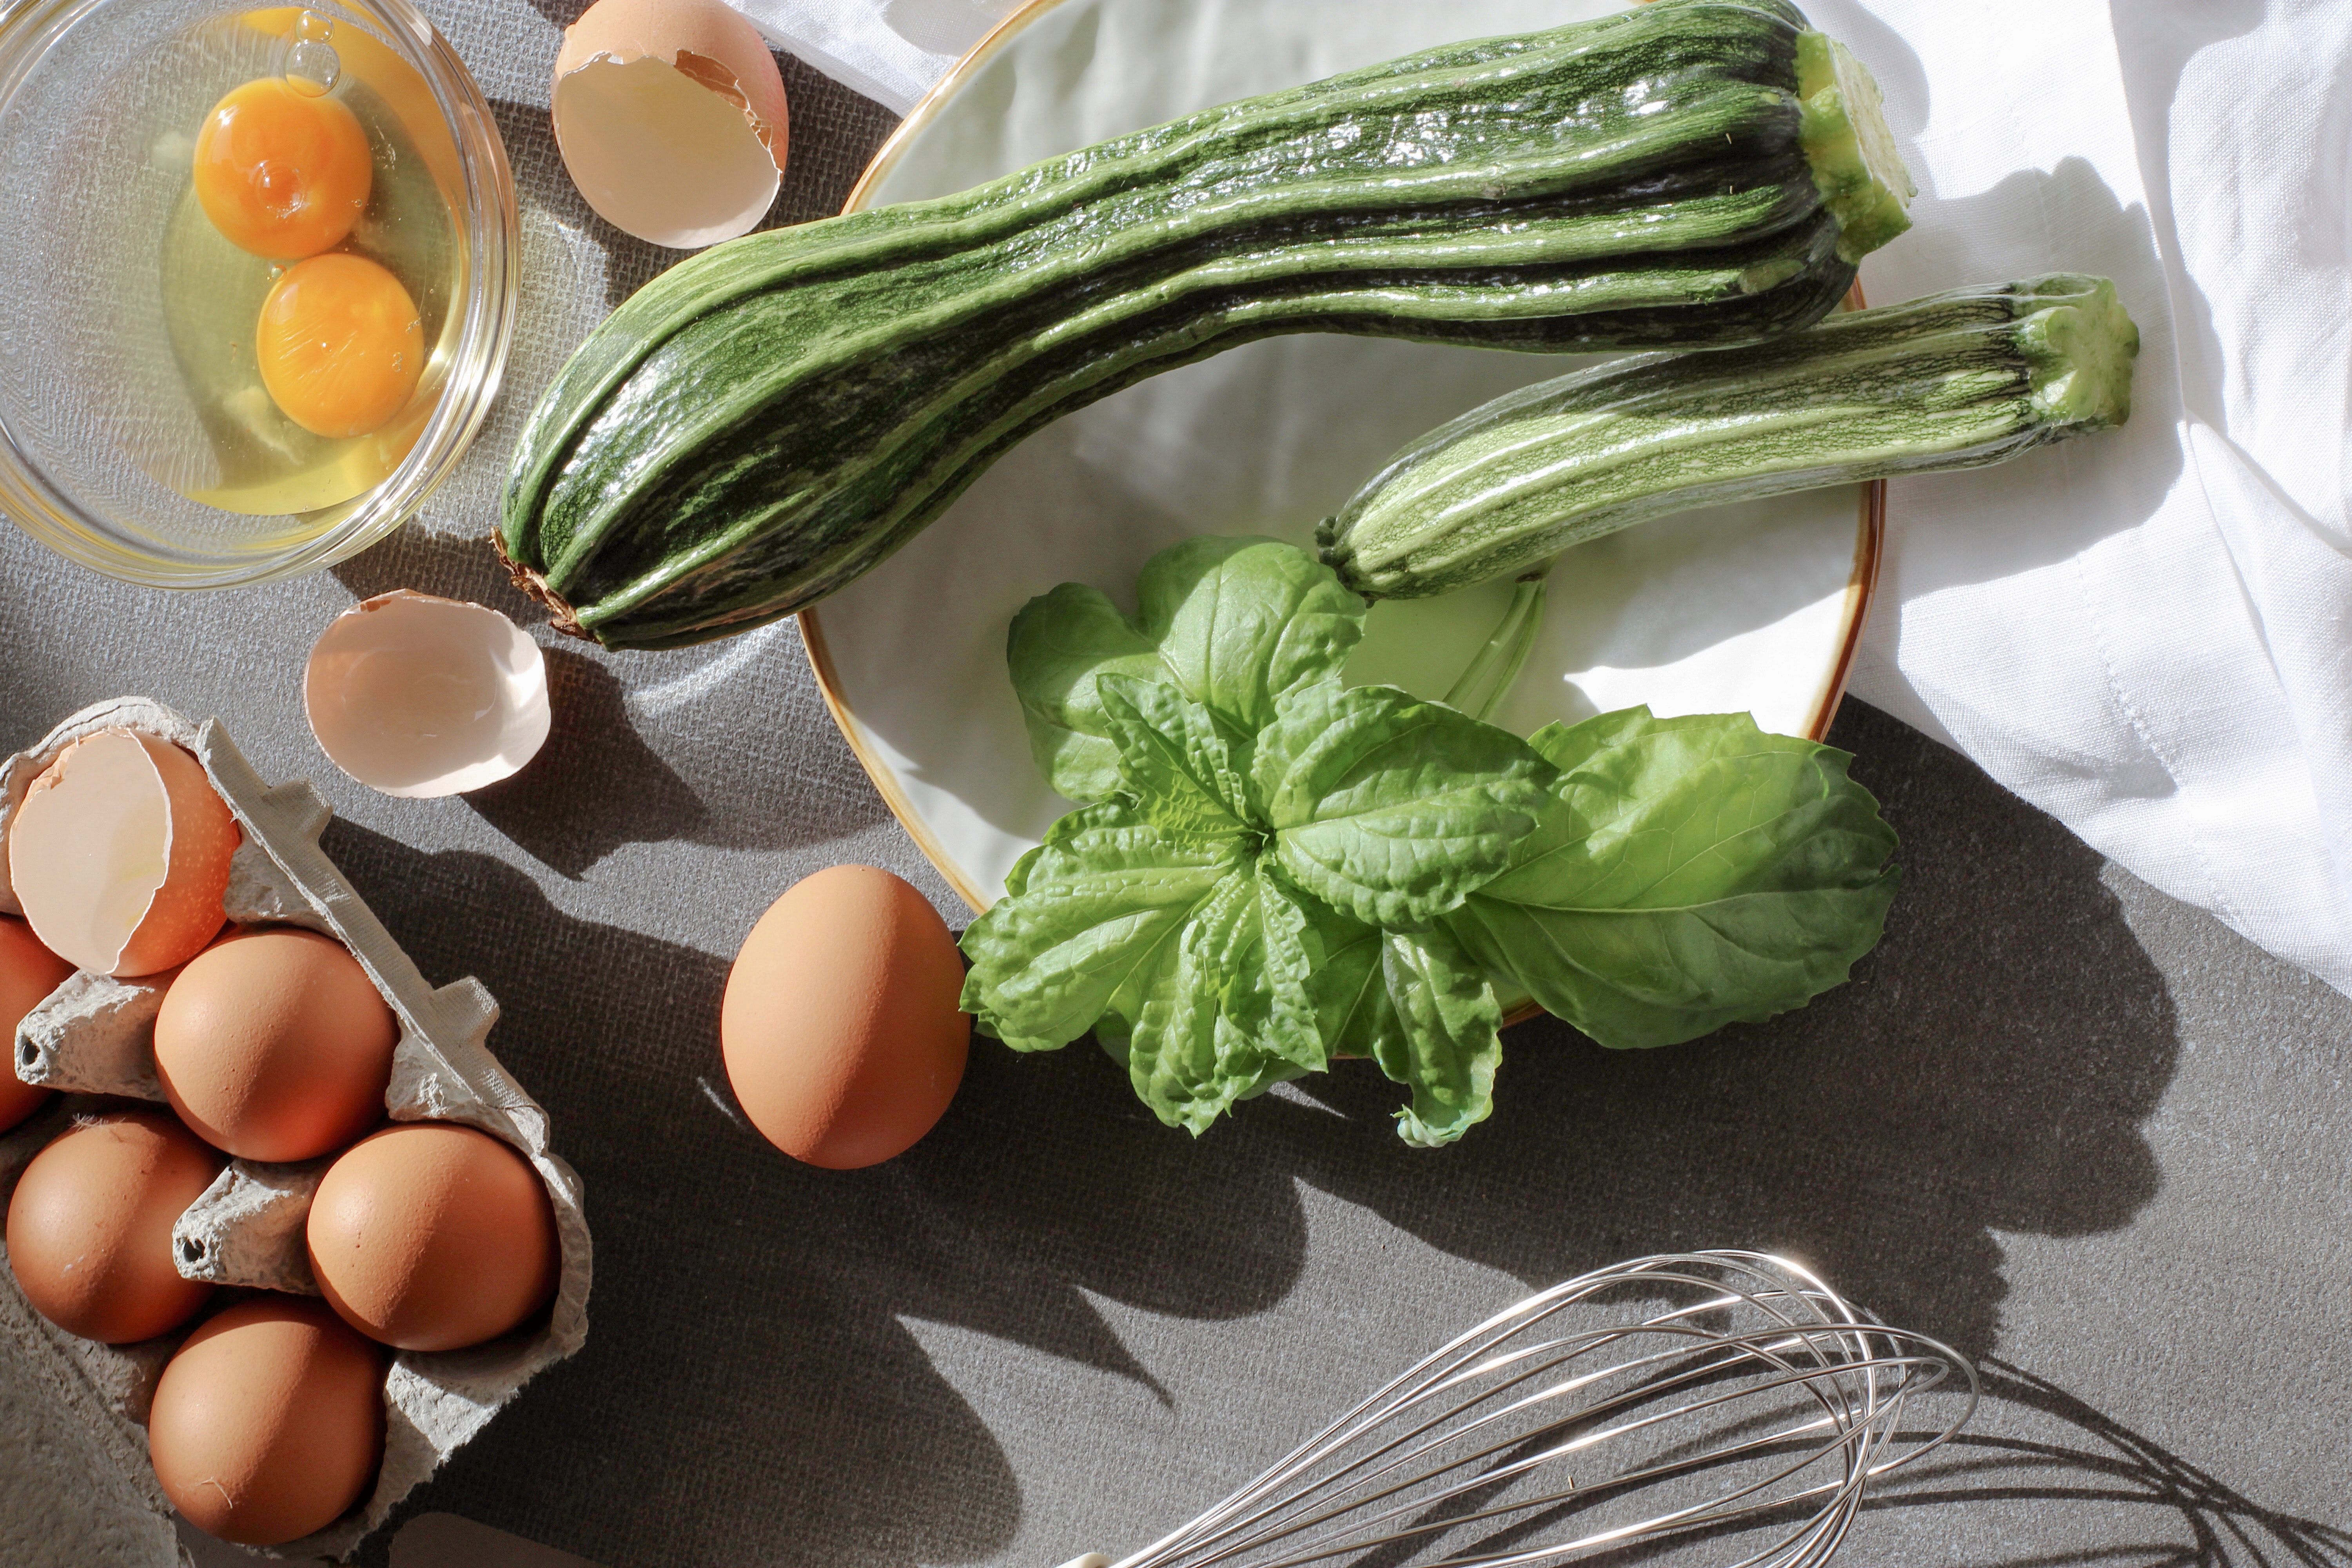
[552,0,789,248]
[6,729,239,977]
[304,592,551,799]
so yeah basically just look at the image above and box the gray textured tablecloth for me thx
[3,2,2349,1564]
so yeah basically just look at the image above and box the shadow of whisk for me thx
[1178,1336,2351,1568]
[1867,1360,2352,1568]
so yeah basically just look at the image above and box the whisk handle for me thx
[1055,1556,1109,1568]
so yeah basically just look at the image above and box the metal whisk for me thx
[1061,1250,1977,1568]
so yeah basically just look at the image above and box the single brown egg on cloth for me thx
[149,1295,385,1548]
[306,1122,559,1352]
[0,916,72,1134]
[721,865,970,1170]
[154,926,398,1162]
[5,728,239,976]
[5,1111,222,1343]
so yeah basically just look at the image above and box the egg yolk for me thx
[194,77,372,261]
[256,254,424,439]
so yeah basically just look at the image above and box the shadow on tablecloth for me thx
[284,26,2337,1565]
[303,688,2294,1567]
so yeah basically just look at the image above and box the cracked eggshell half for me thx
[552,0,790,249]
[6,730,240,977]
[304,591,552,799]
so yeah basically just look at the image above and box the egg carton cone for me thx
[0,697,593,1561]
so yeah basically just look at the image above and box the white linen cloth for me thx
[739,0,2352,1001]
[1836,0,2352,1002]
[734,0,1024,111]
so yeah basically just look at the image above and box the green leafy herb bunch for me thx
[958,537,1897,1146]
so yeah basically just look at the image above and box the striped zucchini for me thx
[500,0,1914,649]
[1319,274,2140,599]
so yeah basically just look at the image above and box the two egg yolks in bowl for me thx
[192,76,423,441]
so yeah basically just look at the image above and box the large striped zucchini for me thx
[500,0,1914,649]
[1318,274,2141,599]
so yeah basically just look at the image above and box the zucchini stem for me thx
[1445,568,1552,722]
[1796,32,1915,263]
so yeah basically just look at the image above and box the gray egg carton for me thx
[0,697,592,1560]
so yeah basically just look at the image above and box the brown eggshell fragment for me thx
[307,1122,559,1352]
[721,865,970,1170]
[5,1111,222,1343]
[156,927,399,1162]
[6,729,240,976]
[0,916,72,1133]
[149,1296,385,1547]
[552,0,790,249]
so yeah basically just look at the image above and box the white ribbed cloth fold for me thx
[738,0,2352,1000]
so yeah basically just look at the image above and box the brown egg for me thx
[149,1296,384,1547]
[0,916,72,1134]
[307,1123,559,1351]
[5,1111,221,1342]
[155,926,397,1162]
[721,865,970,1170]
[6,729,240,977]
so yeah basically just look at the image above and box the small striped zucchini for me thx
[1319,274,2140,600]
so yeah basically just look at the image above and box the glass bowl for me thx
[0,0,517,587]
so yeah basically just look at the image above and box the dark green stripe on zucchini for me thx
[500,0,1915,649]
[1317,274,2139,599]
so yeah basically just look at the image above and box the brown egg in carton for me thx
[0,696,592,1560]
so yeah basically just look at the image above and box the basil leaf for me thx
[1259,681,1557,929]
[1449,708,1897,1049]
[1006,537,1365,801]
[1126,863,1322,1133]
[1305,906,1390,1060]
[1002,841,1043,898]
[1373,924,1502,1148]
[1301,900,1500,1147]
[960,803,1244,1052]
[1142,536,1366,733]
[1095,675,1252,833]
[980,541,1896,1143]
[1005,583,1163,804]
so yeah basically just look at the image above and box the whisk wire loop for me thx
[1159,1272,1852,1568]
[1101,1251,1978,1568]
[1228,1334,1924,1568]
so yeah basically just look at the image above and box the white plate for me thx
[802,0,1883,912]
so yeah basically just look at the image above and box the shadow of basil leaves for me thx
[1221,697,2177,1365]
[334,699,2182,1568]
[323,816,1303,1568]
